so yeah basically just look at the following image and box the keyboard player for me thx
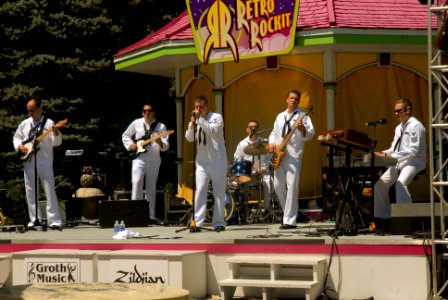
[373,98,426,235]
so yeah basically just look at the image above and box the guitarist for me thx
[268,89,315,229]
[13,96,63,230]
[122,102,170,224]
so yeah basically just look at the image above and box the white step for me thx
[219,255,326,300]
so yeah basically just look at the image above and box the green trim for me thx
[115,34,434,69]
[175,98,184,104]
[115,45,197,70]
[295,34,431,46]
[324,85,336,90]
[212,90,224,96]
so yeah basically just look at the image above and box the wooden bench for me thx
[218,255,326,300]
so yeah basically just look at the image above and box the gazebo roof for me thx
[114,0,436,76]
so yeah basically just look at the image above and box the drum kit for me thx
[206,140,281,225]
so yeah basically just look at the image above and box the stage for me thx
[0,221,432,300]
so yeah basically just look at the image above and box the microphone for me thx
[191,111,196,116]
[366,118,387,126]
[249,126,256,138]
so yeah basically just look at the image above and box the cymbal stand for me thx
[263,166,281,224]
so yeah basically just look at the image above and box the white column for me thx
[324,49,336,130]
[214,63,224,114]
[175,69,183,190]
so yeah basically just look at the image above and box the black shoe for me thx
[50,225,62,231]
[215,226,225,232]
[279,224,297,230]
[190,227,202,233]
[149,219,161,225]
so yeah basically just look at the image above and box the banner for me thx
[186,0,300,64]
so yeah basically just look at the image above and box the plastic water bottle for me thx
[113,220,120,232]
[119,220,126,232]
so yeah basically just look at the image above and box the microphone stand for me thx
[176,121,197,233]
[32,137,41,228]
[175,118,213,233]
[367,124,378,232]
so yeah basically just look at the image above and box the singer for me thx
[373,98,426,235]
[185,95,227,232]
[233,120,273,211]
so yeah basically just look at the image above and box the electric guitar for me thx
[20,119,68,162]
[129,130,174,159]
[271,106,313,169]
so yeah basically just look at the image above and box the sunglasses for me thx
[143,109,153,113]
[27,110,35,113]
[394,108,406,113]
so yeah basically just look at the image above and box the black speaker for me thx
[99,200,149,228]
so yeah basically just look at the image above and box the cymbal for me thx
[243,141,268,156]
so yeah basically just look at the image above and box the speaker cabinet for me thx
[99,200,149,228]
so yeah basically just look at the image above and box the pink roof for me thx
[116,0,434,56]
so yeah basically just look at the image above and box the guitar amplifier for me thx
[99,199,149,228]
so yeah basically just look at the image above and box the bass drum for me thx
[206,189,235,223]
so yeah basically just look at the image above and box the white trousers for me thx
[24,156,62,226]
[374,164,423,219]
[194,159,227,228]
[131,156,161,220]
[273,154,303,226]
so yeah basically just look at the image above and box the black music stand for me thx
[327,143,367,236]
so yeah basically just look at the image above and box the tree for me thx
[0,0,186,217]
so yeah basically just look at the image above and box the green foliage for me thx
[0,0,185,198]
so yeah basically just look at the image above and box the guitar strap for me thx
[28,116,48,140]
[148,120,159,135]
[139,120,159,143]
[282,110,298,137]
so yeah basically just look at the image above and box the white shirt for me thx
[268,108,314,158]
[383,116,426,170]
[122,118,169,157]
[185,111,227,163]
[234,136,271,171]
[13,116,62,162]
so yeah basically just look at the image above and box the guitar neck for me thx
[139,130,174,147]
[35,119,67,142]
[36,128,53,142]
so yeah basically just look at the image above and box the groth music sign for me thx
[27,261,79,284]
[186,0,300,64]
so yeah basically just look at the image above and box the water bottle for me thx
[113,220,120,232]
[119,220,126,232]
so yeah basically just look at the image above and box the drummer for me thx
[234,120,273,210]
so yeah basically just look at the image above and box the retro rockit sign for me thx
[186,0,300,64]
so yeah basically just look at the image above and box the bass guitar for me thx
[20,119,68,162]
[271,106,313,169]
[129,130,174,159]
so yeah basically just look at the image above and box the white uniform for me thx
[122,118,169,220]
[269,108,314,226]
[13,116,63,227]
[374,116,426,219]
[185,111,227,228]
[234,136,273,209]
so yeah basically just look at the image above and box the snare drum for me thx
[229,160,253,183]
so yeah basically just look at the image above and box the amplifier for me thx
[99,200,149,228]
